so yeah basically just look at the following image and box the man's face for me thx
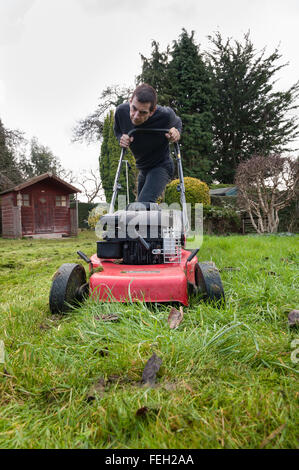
[129,96,155,126]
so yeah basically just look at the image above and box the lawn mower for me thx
[49,128,224,314]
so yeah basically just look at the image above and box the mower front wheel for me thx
[49,263,89,314]
[194,262,225,303]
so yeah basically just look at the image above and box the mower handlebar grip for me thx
[127,128,170,137]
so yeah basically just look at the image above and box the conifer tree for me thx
[138,29,214,183]
[207,32,299,183]
[0,118,22,189]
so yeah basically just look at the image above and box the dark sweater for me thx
[114,102,182,170]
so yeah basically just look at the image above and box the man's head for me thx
[129,83,157,126]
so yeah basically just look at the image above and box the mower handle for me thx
[127,128,170,137]
[127,128,180,154]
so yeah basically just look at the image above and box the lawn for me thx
[0,231,298,449]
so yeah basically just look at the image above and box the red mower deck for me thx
[89,249,197,306]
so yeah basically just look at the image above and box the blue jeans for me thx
[137,159,175,203]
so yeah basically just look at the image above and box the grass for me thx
[0,231,298,449]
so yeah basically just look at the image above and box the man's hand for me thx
[120,134,134,148]
[165,127,180,143]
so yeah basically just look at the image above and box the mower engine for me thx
[97,202,184,265]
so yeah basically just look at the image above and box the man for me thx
[114,83,182,203]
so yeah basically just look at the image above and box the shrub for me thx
[165,177,210,206]
[210,195,237,209]
[88,205,108,229]
[203,205,242,234]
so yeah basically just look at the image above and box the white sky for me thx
[0,0,299,179]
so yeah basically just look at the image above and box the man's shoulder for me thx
[115,102,130,114]
[156,105,174,116]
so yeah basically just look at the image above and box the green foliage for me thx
[207,32,299,183]
[75,202,97,228]
[0,232,298,448]
[210,195,237,209]
[87,205,107,229]
[19,137,62,179]
[137,40,171,106]
[99,111,137,205]
[0,118,23,190]
[137,29,215,182]
[165,176,210,206]
[203,205,241,234]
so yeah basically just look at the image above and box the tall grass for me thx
[0,232,298,448]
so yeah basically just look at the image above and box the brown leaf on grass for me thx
[260,424,286,448]
[168,307,184,329]
[142,353,162,386]
[95,314,119,322]
[86,377,106,402]
[288,310,299,327]
[280,257,294,264]
[107,374,133,385]
[39,323,51,331]
[163,382,177,391]
[136,406,159,417]
[136,406,149,417]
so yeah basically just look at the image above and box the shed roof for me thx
[209,187,237,196]
[0,172,81,195]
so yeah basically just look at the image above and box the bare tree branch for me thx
[236,154,299,233]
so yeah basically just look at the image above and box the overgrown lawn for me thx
[0,231,298,449]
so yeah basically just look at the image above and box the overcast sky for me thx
[1,0,299,176]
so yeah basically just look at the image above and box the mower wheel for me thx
[49,263,88,314]
[194,262,225,303]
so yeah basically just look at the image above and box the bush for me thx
[210,195,237,209]
[165,177,210,206]
[88,205,108,229]
[203,205,242,234]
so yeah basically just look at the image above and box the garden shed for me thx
[0,173,81,239]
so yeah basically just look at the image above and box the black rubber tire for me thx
[49,263,87,314]
[194,262,225,303]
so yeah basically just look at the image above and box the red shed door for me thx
[34,194,54,233]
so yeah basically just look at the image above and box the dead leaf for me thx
[260,424,286,448]
[280,258,294,264]
[136,406,149,417]
[288,310,299,327]
[168,307,184,329]
[142,353,162,386]
[95,314,119,322]
[86,377,106,402]
[39,323,51,331]
[163,382,177,391]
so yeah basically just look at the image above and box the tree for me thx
[0,118,23,190]
[99,110,137,204]
[235,154,299,233]
[72,85,133,143]
[207,32,299,183]
[19,137,63,179]
[138,30,215,182]
[137,40,171,106]
[75,167,104,203]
